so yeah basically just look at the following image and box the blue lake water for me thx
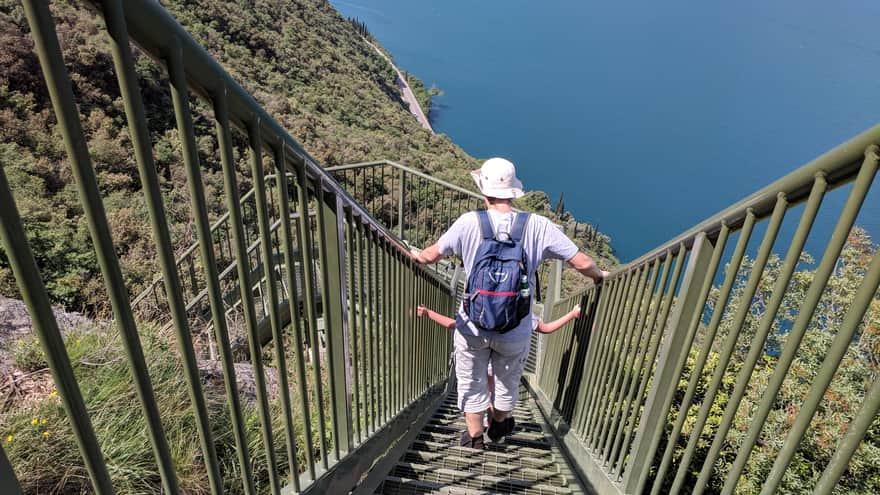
[330,0,880,262]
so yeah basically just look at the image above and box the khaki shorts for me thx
[454,330,531,413]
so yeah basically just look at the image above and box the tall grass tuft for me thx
[1,322,323,494]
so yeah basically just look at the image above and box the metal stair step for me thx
[421,423,551,442]
[390,462,573,495]
[377,387,585,495]
[428,416,544,433]
[376,475,495,495]
[401,450,568,487]
[433,407,539,423]
[415,431,554,458]
[417,425,552,449]
[407,440,559,470]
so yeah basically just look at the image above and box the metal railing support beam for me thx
[317,181,355,457]
[293,157,330,470]
[398,166,407,238]
[167,39,257,493]
[0,446,23,495]
[623,233,715,493]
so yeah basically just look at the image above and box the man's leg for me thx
[487,361,504,422]
[487,336,531,441]
[454,331,491,446]
[491,407,509,422]
[465,411,485,438]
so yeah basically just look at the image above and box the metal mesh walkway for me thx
[375,386,586,495]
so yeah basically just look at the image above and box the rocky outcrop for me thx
[198,360,281,403]
[0,295,93,376]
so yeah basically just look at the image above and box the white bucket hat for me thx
[470,157,524,199]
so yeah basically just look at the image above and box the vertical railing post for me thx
[545,259,564,309]
[0,445,23,495]
[623,233,715,493]
[397,166,406,239]
[535,259,564,382]
[318,183,354,456]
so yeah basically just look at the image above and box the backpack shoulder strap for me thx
[510,212,530,242]
[477,210,494,239]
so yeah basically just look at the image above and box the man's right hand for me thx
[567,252,608,283]
[412,243,443,264]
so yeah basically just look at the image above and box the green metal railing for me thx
[328,160,481,301]
[130,174,322,353]
[1,1,453,493]
[328,159,591,304]
[529,128,879,494]
[131,161,482,354]
[328,160,484,248]
[329,159,607,255]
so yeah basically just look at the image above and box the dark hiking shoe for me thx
[487,417,515,442]
[460,430,485,449]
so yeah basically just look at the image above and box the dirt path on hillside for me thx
[365,40,434,134]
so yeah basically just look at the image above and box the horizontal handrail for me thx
[327,160,484,201]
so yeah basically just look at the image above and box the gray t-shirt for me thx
[437,210,579,341]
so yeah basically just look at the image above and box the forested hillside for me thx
[0,0,615,315]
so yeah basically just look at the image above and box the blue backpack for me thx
[459,211,531,333]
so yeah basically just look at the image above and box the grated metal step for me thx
[375,386,585,495]
[407,440,560,472]
[400,451,568,486]
[388,463,573,495]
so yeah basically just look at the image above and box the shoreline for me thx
[364,39,434,134]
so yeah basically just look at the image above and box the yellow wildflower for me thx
[40,419,47,425]
[42,431,49,438]
[31,418,38,426]
[49,391,58,397]
[5,435,12,443]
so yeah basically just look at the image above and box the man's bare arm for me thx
[567,252,609,282]
[411,243,444,264]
